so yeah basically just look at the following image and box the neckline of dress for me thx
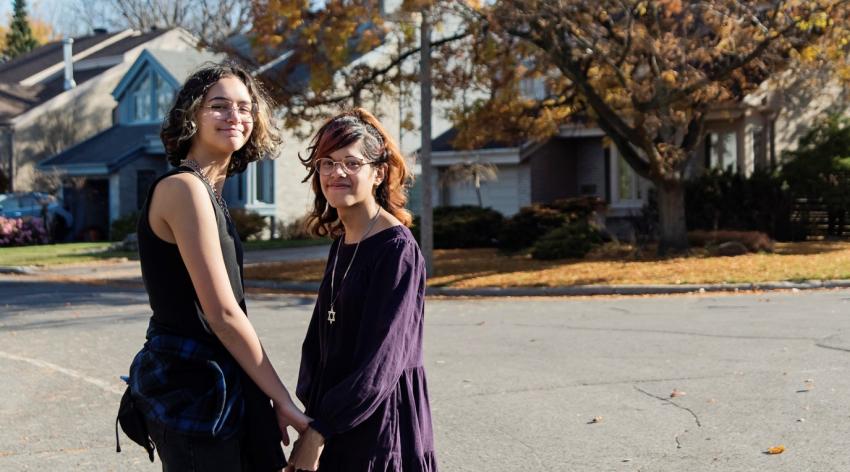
[340,225,405,247]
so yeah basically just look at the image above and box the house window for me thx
[520,77,546,100]
[707,131,738,172]
[131,72,154,122]
[752,126,767,168]
[255,159,274,204]
[129,70,174,123]
[155,74,174,119]
[617,155,643,201]
[137,170,157,209]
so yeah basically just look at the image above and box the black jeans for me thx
[147,421,244,472]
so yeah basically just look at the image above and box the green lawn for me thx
[0,243,136,267]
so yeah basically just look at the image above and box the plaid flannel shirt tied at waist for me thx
[128,333,244,438]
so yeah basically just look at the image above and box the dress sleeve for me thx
[310,238,425,438]
[295,301,323,406]
[295,240,337,406]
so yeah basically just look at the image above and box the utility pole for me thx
[419,6,434,275]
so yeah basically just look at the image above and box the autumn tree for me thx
[249,1,468,129]
[249,1,848,252]
[4,0,39,60]
[249,0,466,269]
[453,0,850,252]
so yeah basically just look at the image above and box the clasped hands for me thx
[284,427,324,471]
[274,399,324,471]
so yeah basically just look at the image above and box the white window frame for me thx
[707,130,739,173]
[128,70,175,124]
[609,146,646,209]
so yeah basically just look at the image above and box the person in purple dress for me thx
[286,108,437,472]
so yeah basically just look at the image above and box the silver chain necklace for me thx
[327,207,382,325]
[181,158,230,221]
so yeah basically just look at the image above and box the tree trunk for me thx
[656,181,688,254]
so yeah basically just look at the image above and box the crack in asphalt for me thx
[674,433,684,449]
[633,386,702,428]
[634,387,701,453]
[493,424,546,469]
[814,333,850,353]
[436,374,728,401]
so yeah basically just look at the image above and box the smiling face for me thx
[319,139,385,210]
[193,76,254,156]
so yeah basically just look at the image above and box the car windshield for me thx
[0,193,53,211]
[18,195,38,208]
[0,196,20,210]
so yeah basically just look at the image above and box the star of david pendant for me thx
[327,306,336,324]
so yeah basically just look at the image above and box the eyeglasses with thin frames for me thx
[203,101,257,123]
[314,157,373,176]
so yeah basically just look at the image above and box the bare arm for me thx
[149,174,309,438]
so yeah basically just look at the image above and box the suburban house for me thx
[1,5,459,241]
[30,32,440,240]
[39,48,227,240]
[0,27,202,194]
[428,71,845,240]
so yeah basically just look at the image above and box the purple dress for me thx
[296,225,438,472]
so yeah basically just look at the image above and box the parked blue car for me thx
[0,192,74,240]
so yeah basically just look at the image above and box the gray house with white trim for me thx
[428,69,847,240]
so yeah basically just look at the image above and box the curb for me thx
[245,279,850,297]
[0,266,33,275]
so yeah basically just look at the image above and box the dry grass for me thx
[243,241,850,288]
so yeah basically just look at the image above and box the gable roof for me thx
[0,83,40,121]
[83,29,172,62]
[0,28,176,122]
[39,123,163,174]
[112,48,224,101]
[432,127,522,153]
[0,31,126,84]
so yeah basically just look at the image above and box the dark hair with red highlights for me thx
[299,108,413,238]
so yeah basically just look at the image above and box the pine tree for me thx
[4,0,39,60]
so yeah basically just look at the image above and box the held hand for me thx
[284,437,302,472]
[273,400,310,446]
[287,427,325,471]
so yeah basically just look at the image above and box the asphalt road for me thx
[2,279,850,471]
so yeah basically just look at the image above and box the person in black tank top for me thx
[119,64,310,471]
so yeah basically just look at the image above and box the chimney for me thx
[63,38,76,91]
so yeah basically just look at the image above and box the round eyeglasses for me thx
[314,157,371,176]
[203,102,256,123]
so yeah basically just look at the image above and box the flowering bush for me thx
[0,216,49,247]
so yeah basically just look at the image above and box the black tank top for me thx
[137,167,245,344]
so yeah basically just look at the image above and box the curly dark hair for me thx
[299,108,413,238]
[160,63,281,176]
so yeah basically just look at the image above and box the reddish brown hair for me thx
[300,108,412,238]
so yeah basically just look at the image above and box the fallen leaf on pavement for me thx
[766,445,785,455]
[588,416,603,424]
[670,389,687,398]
